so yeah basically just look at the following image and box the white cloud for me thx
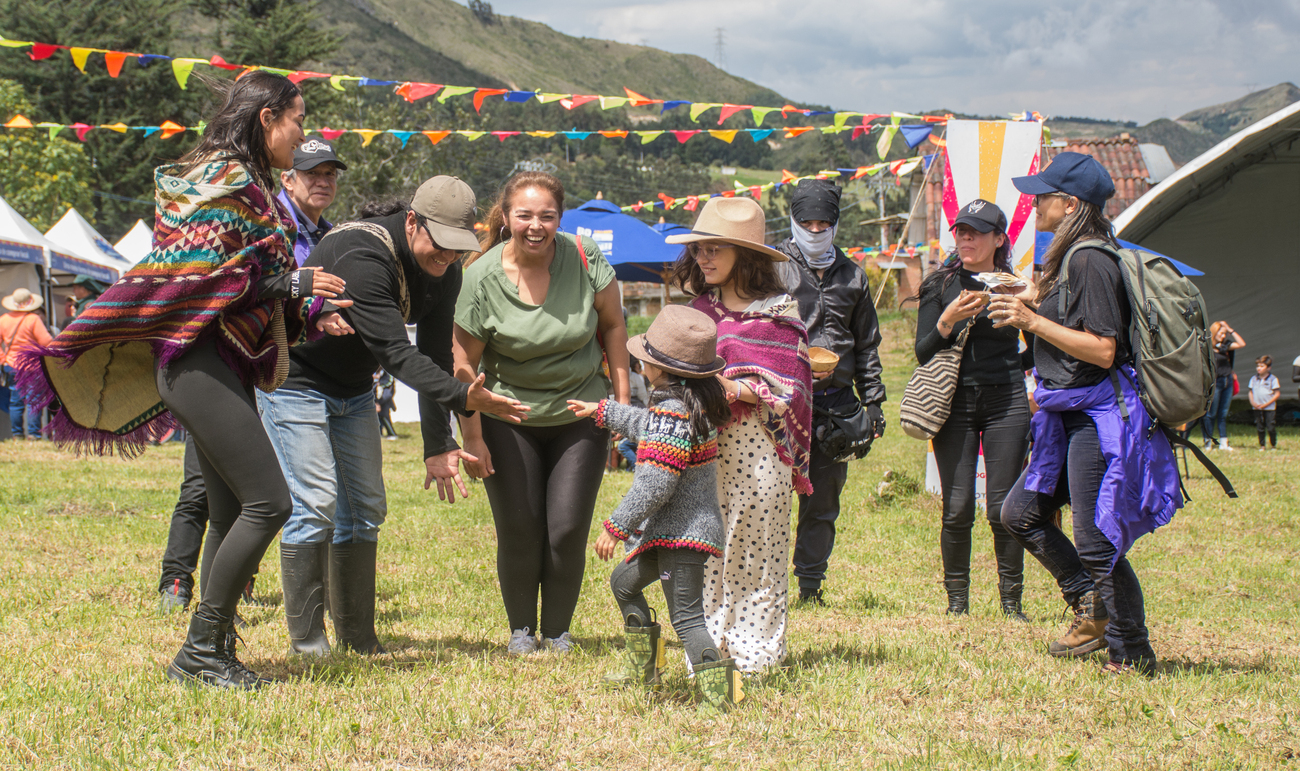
[481,0,1299,122]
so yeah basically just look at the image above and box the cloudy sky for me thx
[484,0,1298,123]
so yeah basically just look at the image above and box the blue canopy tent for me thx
[559,199,686,306]
[1033,231,1203,276]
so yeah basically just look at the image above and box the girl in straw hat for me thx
[568,304,744,708]
[667,196,813,673]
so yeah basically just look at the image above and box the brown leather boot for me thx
[1048,589,1108,658]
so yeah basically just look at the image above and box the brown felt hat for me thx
[627,305,726,378]
[664,197,787,261]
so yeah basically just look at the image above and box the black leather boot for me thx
[330,542,386,654]
[167,610,268,689]
[281,543,331,656]
[940,526,971,615]
[991,522,1030,622]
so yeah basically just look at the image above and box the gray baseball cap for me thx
[411,176,480,252]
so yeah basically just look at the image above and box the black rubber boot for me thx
[940,527,971,615]
[330,541,386,655]
[167,611,268,689]
[991,522,1030,622]
[281,543,331,656]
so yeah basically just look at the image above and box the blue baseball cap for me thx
[1012,151,1115,209]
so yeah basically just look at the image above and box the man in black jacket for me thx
[259,176,528,655]
[778,179,887,606]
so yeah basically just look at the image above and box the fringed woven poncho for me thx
[16,158,321,455]
[691,291,814,494]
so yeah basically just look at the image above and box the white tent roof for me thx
[113,219,154,266]
[44,208,132,282]
[0,195,67,267]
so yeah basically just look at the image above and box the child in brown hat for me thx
[567,305,743,708]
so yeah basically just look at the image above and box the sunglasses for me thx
[1032,192,1073,206]
[689,243,736,261]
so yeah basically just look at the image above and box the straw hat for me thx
[665,197,788,261]
[2,288,43,312]
[626,305,726,378]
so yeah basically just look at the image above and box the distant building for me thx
[1045,133,1175,218]
[621,280,691,317]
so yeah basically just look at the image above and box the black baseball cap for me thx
[951,199,1007,234]
[292,139,347,171]
[1012,151,1114,209]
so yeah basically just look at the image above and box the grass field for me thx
[1,313,1297,769]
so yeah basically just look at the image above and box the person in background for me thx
[375,370,399,440]
[615,359,651,470]
[68,275,110,320]
[1,288,53,440]
[1201,321,1246,451]
[776,179,886,606]
[1248,355,1280,450]
[277,139,345,267]
[912,199,1035,619]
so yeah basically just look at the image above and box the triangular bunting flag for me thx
[717,104,750,124]
[784,127,813,138]
[561,95,598,110]
[537,93,568,103]
[209,55,240,71]
[28,43,58,60]
[398,83,443,102]
[623,88,656,107]
[391,130,416,147]
[422,131,450,145]
[3,115,33,129]
[688,103,717,122]
[491,131,520,142]
[672,130,696,144]
[319,128,346,141]
[354,129,382,147]
[288,71,329,84]
[751,107,778,126]
[159,120,185,139]
[709,130,737,144]
[437,85,475,103]
[780,169,798,184]
[72,122,93,141]
[599,96,628,110]
[638,131,663,144]
[104,51,127,78]
[171,58,202,89]
[527,131,558,138]
[598,130,628,139]
[102,122,129,133]
[458,131,485,142]
[748,129,774,143]
[69,47,93,72]
[473,88,508,112]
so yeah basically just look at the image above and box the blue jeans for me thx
[257,387,387,545]
[4,365,40,438]
[1002,411,1154,664]
[1201,375,1232,442]
[617,437,638,468]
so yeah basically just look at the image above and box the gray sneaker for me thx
[540,632,576,654]
[508,627,538,656]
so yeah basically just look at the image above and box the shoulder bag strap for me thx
[322,222,408,322]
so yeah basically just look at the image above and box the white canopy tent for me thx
[1113,101,1300,392]
[0,196,77,312]
[44,208,131,283]
[113,219,154,266]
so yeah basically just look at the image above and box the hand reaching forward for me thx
[567,399,599,418]
[424,448,480,503]
[464,373,530,423]
[593,530,619,561]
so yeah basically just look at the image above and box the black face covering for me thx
[790,179,842,226]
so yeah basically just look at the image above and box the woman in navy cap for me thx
[911,199,1034,619]
[987,152,1177,675]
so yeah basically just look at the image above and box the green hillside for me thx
[314,0,787,104]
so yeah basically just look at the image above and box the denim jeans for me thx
[4,365,40,438]
[610,546,715,666]
[257,387,387,545]
[1002,411,1154,664]
[616,437,638,468]
[1201,375,1233,442]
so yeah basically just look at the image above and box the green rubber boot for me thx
[603,612,664,688]
[694,649,744,709]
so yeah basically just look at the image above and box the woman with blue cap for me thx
[986,152,1181,676]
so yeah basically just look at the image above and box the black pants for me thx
[157,435,207,596]
[793,388,856,590]
[155,338,292,622]
[1255,409,1277,447]
[610,547,714,665]
[480,416,609,638]
[1002,411,1154,663]
[931,383,1031,589]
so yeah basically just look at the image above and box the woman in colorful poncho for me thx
[16,71,354,689]
[667,196,813,673]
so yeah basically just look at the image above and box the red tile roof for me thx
[1046,134,1152,218]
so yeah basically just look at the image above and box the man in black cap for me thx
[277,139,347,266]
[777,179,887,606]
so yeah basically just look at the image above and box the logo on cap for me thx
[966,201,986,214]
[299,140,330,154]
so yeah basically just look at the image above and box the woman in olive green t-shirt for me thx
[453,172,629,656]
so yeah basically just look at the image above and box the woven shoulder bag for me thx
[899,323,972,440]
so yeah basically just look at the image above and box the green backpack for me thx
[1059,239,1235,498]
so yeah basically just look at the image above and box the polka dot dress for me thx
[703,413,792,673]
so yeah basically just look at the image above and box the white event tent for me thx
[114,219,154,266]
[44,208,132,284]
[0,196,77,310]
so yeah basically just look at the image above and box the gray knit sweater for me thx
[595,397,724,559]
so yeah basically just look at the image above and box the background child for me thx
[1249,356,1280,449]
[567,305,742,708]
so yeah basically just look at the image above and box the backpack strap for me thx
[1163,426,1238,499]
[1056,238,1113,319]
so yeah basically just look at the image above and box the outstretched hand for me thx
[316,311,354,336]
[424,448,480,502]
[567,399,599,419]
[593,530,619,561]
[464,373,530,423]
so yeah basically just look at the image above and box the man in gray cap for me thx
[257,177,530,656]
[278,139,347,266]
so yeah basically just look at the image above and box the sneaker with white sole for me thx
[507,627,538,656]
[1219,439,1234,451]
[540,632,576,654]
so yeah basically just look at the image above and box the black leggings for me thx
[1255,410,1277,447]
[610,547,714,665]
[480,416,609,638]
[155,338,292,622]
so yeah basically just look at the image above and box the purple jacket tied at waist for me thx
[1026,365,1183,568]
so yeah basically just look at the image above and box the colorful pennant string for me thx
[0,34,1053,133]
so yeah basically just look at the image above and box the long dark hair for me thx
[469,171,566,265]
[1036,198,1117,305]
[650,376,732,440]
[179,71,302,192]
[671,244,785,300]
[907,228,1013,304]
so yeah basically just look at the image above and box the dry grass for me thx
[0,313,1297,769]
